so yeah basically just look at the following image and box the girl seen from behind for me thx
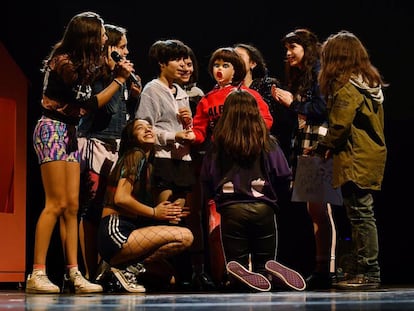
[191,47,273,286]
[200,89,306,292]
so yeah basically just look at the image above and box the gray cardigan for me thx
[135,78,192,161]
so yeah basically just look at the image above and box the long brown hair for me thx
[43,11,105,84]
[100,24,127,83]
[111,119,150,186]
[281,28,321,96]
[318,30,387,97]
[212,89,270,165]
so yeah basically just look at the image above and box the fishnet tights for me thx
[110,225,193,266]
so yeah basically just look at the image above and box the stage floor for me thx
[2,285,414,310]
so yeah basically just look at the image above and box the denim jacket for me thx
[78,80,138,141]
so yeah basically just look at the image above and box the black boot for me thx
[191,271,216,291]
[305,272,336,290]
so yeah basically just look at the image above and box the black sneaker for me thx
[306,272,336,290]
[191,272,216,291]
[265,260,306,291]
[95,269,122,293]
[226,261,271,292]
[334,274,380,290]
[95,260,111,283]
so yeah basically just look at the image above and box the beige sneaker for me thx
[111,266,146,293]
[69,270,103,293]
[26,270,60,294]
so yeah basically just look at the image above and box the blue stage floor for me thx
[2,285,414,310]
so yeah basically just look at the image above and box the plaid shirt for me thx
[297,121,328,153]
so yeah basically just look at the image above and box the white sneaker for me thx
[111,266,146,293]
[25,270,60,294]
[125,263,146,275]
[69,270,103,293]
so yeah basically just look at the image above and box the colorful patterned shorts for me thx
[33,116,79,164]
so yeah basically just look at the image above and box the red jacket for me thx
[192,84,273,144]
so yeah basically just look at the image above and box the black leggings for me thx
[219,202,277,275]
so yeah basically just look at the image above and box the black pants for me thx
[220,202,277,275]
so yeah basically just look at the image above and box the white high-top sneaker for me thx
[69,270,103,293]
[25,270,60,294]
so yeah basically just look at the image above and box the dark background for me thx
[1,0,413,285]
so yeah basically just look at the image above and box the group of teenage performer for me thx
[27,10,387,294]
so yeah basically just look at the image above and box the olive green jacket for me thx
[319,77,387,190]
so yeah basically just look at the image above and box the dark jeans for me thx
[219,202,277,275]
[342,182,380,280]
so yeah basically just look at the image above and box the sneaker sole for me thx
[73,284,104,294]
[26,275,60,294]
[265,260,306,291]
[111,268,146,293]
[25,287,60,294]
[226,261,271,292]
[335,283,380,290]
[62,274,104,294]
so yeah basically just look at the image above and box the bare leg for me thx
[79,218,100,279]
[61,162,80,266]
[307,201,335,273]
[305,201,337,289]
[34,161,76,266]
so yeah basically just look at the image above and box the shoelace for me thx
[121,270,143,288]
[71,271,91,288]
[34,273,54,284]
[126,263,146,275]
